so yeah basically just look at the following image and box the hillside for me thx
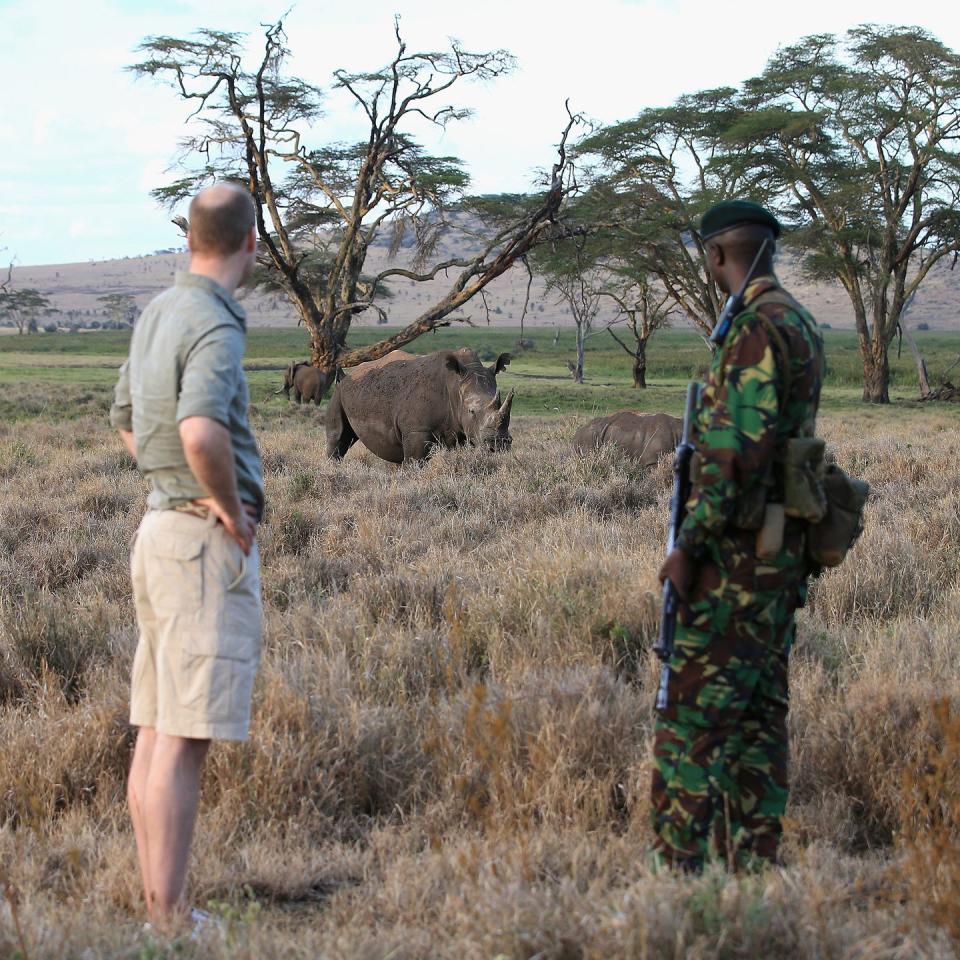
[10,228,960,332]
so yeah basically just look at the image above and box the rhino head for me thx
[446,349,515,451]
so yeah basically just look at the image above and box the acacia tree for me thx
[732,26,960,403]
[535,233,606,383]
[0,289,52,334]
[97,293,139,328]
[132,20,576,397]
[601,273,674,388]
[576,89,759,337]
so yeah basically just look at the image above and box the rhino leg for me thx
[401,431,434,463]
[325,390,358,460]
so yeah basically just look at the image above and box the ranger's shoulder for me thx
[755,285,817,327]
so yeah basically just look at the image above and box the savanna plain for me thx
[1,326,959,959]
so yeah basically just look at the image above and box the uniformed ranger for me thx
[653,200,825,870]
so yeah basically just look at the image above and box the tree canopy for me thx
[732,25,960,402]
[131,19,577,396]
[577,24,960,402]
[0,289,52,335]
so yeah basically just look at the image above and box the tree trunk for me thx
[633,340,647,389]
[573,324,585,384]
[902,326,931,398]
[862,339,891,403]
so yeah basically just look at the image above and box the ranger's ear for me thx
[445,353,464,376]
[494,352,512,374]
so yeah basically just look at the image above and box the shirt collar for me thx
[175,271,247,328]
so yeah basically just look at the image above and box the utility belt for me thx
[171,500,216,521]
[690,438,867,567]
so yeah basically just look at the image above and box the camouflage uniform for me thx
[651,275,824,869]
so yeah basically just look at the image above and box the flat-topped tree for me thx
[600,271,675,389]
[733,26,960,403]
[131,19,576,398]
[97,293,139,329]
[0,288,52,334]
[576,88,758,338]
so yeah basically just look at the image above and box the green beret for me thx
[700,200,781,241]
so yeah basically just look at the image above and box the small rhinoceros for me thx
[278,361,328,405]
[326,348,514,464]
[573,411,681,468]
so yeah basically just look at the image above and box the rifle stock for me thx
[654,381,701,710]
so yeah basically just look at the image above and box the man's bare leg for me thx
[128,727,157,913]
[142,734,211,921]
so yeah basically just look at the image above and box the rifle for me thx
[653,381,700,710]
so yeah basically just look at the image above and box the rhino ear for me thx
[446,353,464,375]
[494,352,512,374]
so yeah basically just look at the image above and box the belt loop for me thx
[206,507,219,529]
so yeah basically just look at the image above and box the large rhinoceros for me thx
[573,411,681,467]
[326,348,515,463]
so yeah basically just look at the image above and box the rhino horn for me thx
[497,389,515,421]
[487,391,502,411]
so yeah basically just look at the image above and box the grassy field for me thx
[1,327,959,958]
[2,324,959,421]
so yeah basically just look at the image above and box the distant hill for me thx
[10,231,960,332]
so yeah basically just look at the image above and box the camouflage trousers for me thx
[651,530,806,870]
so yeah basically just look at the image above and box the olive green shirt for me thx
[109,272,264,518]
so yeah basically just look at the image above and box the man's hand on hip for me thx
[195,498,257,554]
[179,416,257,555]
[658,546,696,603]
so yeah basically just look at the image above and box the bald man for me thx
[110,183,264,926]
[653,200,825,871]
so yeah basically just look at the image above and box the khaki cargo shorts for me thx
[130,508,262,741]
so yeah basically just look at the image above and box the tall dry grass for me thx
[0,398,959,958]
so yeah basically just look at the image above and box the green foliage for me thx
[96,293,138,328]
[0,288,53,334]
[734,26,960,399]
[128,19,567,374]
[577,23,960,403]
[573,87,755,335]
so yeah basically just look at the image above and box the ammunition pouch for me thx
[782,437,828,522]
[806,464,870,568]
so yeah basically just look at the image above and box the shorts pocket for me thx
[177,649,242,721]
[145,536,204,615]
[222,544,262,662]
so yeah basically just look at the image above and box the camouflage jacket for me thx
[676,275,824,557]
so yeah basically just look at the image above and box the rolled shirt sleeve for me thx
[676,314,781,554]
[109,360,133,431]
[175,326,242,427]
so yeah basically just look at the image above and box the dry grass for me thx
[1,400,959,958]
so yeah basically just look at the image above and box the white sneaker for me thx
[189,907,223,941]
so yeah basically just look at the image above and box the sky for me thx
[2,0,960,266]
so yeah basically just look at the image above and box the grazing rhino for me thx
[346,350,414,379]
[278,361,327,405]
[326,348,515,463]
[573,411,681,468]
